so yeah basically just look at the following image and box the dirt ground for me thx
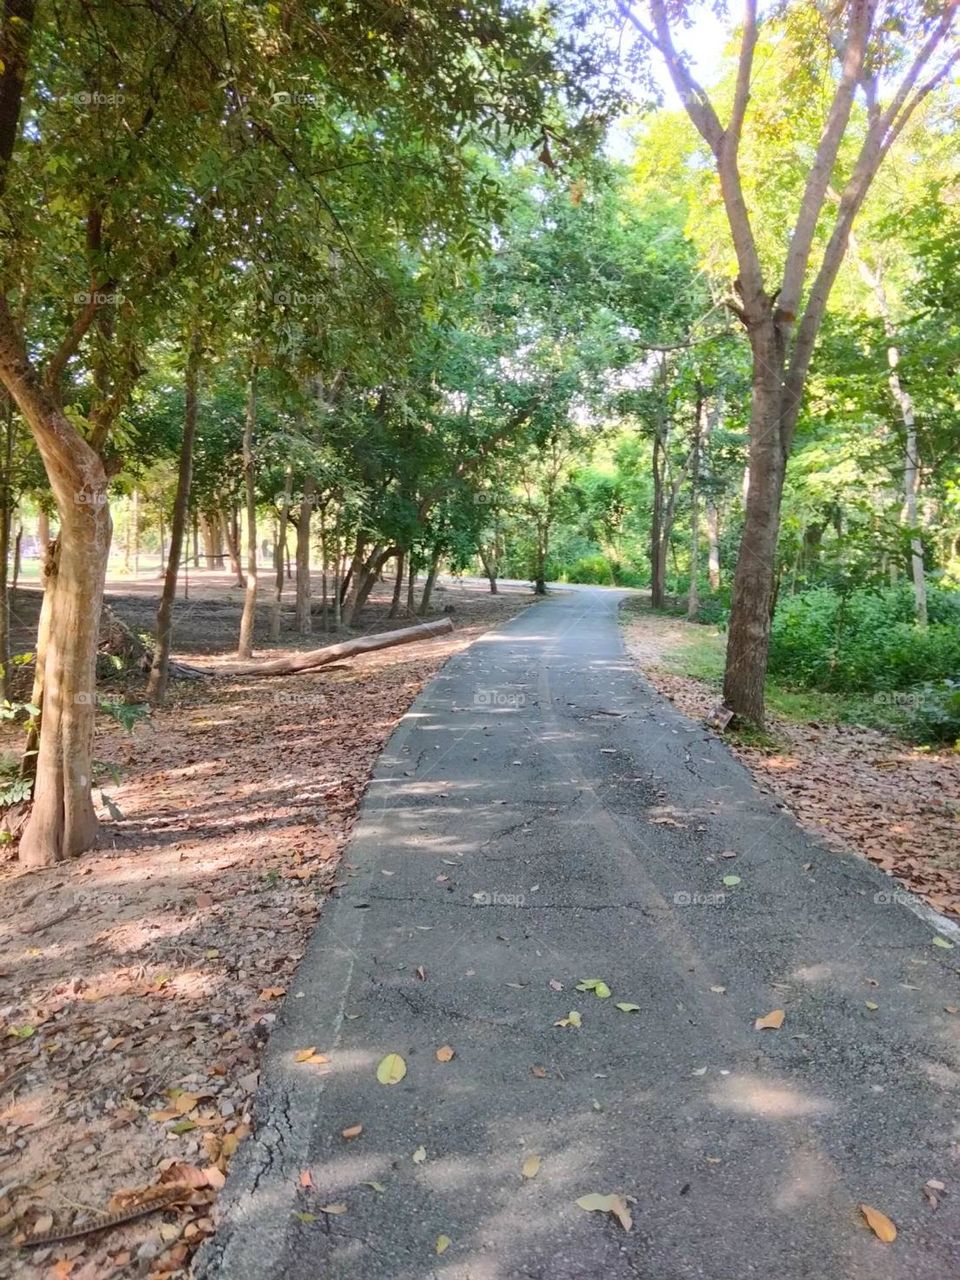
[622,604,960,921]
[0,571,533,1279]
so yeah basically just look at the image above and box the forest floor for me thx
[0,571,533,1280]
[621,598,960,922]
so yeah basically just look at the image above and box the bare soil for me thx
[0,572,533,1280]
[622,604,960,921]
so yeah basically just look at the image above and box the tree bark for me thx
[388,550,405,618]
[406,555,417,614]
[147,333,201,705]
[294,476,315,635]
[224,506,243,586]
[190,617,453,677]
[722,332,786,726]
[0,395,13,697]
[0,304,112,865]
[687,389,703,623]
[477,542,498,593]
[237,365,258,658]
[650,431,665,609]
[417,544,442,615]
[271,466,293,641]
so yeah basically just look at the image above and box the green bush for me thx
[901,680,960,746]
[563,554,615,585]
[769,585,960,694]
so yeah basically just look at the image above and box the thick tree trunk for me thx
[147,334,200,705]
[0,306,112,864]
[295,476,315,635]
[417,544,442,616]
[344,547,388,626]
[388,550,405,618]
[477,543,498,593]
[237,367,258,658]
[722,344,786,727]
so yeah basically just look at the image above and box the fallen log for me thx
[184,616,455,678]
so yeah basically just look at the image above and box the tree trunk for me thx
[132,487,140,574]
[650,432,665,609]
[0,299,116,864]
[406,555,416,614]
[224,506,243,586]
[237,366,258,658]
[687,391,702,623]
[388,550,405,618]
[706,504,721,592]
[147,333,200,705]
[344,546,388,626]
[190,617,454,677]
[37,507,49,557]
[417,544,442,616]
[294,476,315,635]
[0,395,12,697]
[477,543,498,593]
[271,466,293,641]
[722,337,786,727]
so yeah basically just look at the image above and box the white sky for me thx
[607,5,729,160]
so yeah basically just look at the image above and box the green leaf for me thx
[615,1002,640,1012]
[376,1053,407,1085]
[722,875,741,887]
[932,936,954,949]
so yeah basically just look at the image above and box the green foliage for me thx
[769,586,960,694]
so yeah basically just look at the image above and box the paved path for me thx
[197,587,959,1280]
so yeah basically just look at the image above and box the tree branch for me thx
[777,0,878,323]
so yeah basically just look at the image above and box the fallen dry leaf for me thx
[436,1234,451,1255]
[294,1048,329,1065]
[299,1169,313,1188]
[522,1155,541,1179]
[860,1204,896,1242]
[412,1145,427,1164]
[576,1192,632,1232]
[341,1124,363,1140]
[319,1203,347,1216]
[435,1045,455,1062]
[754,1009,785,1030]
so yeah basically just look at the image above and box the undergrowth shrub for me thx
[769,585,960,695]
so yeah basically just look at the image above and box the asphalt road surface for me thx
[196,586,960,1280]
